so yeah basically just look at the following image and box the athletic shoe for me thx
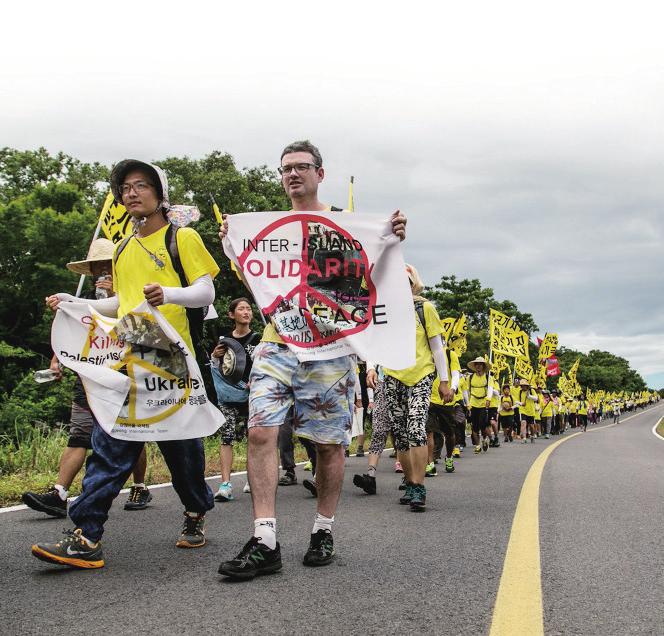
[545,434,550,439]
[214,481,234,502]
[353,473,376,495]
[482,438,489,452]
[399,483,414,505]
[398,476,407,490]
[452,446,461,458]
[303,461,313,472]
[31,528,104,569]
[394,461,403,473]
[444,458,455,473]
[22,487,67,518]
[303,529,335,566]
[344,449,350,458]
[355,447,365,457]
[243,482,251,493]
[409,484,426,512]
[218,537,282,579]
[303,479,318,498]
[530,436,535,444]
[425,462,437,477]
[522,438,528,444]
[474,445,482,454]
[278,472,297,486]
[388,451,397,458]
[124,485,153,510]
[176,513,206,548]
[490,438,501,448]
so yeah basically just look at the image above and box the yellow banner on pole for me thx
[440,313,467,354]
[100,192,132,244]
[538,333,558,360]
[489,309,529,360]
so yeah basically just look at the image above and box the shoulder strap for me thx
[165,224,188,289]
[113,235,133,266]
[414,300,426,333]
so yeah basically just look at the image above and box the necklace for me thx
[132,233,165,269]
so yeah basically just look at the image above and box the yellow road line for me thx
[489,432,581,636]
[489,405,663,636]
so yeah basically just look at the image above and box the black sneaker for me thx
[355,447,365,457]
[175,513,206,548]
[303,479,318,498]
[22,487,67,518]
[398,476,407,491]
[32,528,104,569]
[353,473,376,495]
[409,484,426,512]
[124,485,153,511]
[278,472,297,486]
[399,483,414,505]
[303,529,335,566]
[218,537,282,579]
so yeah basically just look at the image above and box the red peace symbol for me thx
[238,213,377,348]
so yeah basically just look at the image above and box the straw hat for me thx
[66,239,115,276]
[467,356,491,372]
[519,379,531,387]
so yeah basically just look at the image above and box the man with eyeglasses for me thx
[218,140,407,579]
[31,160,219,569]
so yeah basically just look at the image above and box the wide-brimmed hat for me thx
[66,239,115,276]
[467,356,491,372]
[519,379,531,387]
[217,337,249,385]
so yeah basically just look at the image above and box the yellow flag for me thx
[515,357,535,382]
[440,313,467,354]
[538,333,558,360]
[100,191,132,243]
[489,308,529,360]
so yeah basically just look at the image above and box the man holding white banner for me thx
[218,140,408,578]
[31,159,222,569]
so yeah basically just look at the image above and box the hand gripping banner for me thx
[222,211,416,369]
[51,301,224,441]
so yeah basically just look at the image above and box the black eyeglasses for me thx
[278,163,320,176]
[120,181,155,196]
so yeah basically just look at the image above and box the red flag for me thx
[546,357,560,376]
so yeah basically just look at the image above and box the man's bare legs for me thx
[399,445,427,486]
[314,443,344,518]
[247,426,279,518]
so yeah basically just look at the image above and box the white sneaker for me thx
[243,482,251,493]
[214,481,234,502]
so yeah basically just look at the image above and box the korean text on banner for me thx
[222,211,415,369]
[51,300,224,441]
[100,191,133,244]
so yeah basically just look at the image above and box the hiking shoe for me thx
[218,537,282,579]
[124,485,153,510]
[214,481,234,502]
[344,448,350,457]
[398,476,407,490]
[303,529,335,566]
[394,461,403,473]
[474,445,482,454]
[388,451,397,458]
[176,513,206,548]
[22,487,67,518]
[399,483,414,505]
[545,434,550,439]
[522,438,528,444]
[355,447,365,457]
[490,438,500,448]
[32,529,104,569]
[303,461,313,472]
[482,438,489,452]
[425,462,437,477]
[444,458,455,473]
[353,473,376,495]
[452,446,461,458]
[278,472,297,486]
[531,435,535,444]
[409,484,426,512]
[243,482,251,493]
[303,479,318,498]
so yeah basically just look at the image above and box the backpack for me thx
[415,300,454,374]
[113,224,208,357]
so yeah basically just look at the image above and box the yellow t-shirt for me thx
[519,389,536,417]
[430,349,461,405]
[468,372,490,408]
[541,397,553,417]
[384,301,444,386]
[113,225,220,352]
[499,393,515,416]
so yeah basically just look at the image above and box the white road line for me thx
[652,417,664,442]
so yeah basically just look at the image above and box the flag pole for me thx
[348,176,354,212]
[75,192,113,297]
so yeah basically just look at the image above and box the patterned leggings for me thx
[383,373,435,452]
[368,381,390,455]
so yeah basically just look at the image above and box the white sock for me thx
[54,484,68,501]
[254,518,277,550]
[312,513,334,534]
[133,482,145,489]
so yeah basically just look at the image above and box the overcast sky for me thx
[3,1,663,387]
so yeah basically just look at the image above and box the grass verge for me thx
[657,417,664,439]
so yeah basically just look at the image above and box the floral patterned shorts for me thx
[248,342,356,445]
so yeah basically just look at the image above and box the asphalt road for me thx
[1,404,662,635]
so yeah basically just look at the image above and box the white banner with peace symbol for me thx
[51,301,224,441]
[223,211,416,369]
